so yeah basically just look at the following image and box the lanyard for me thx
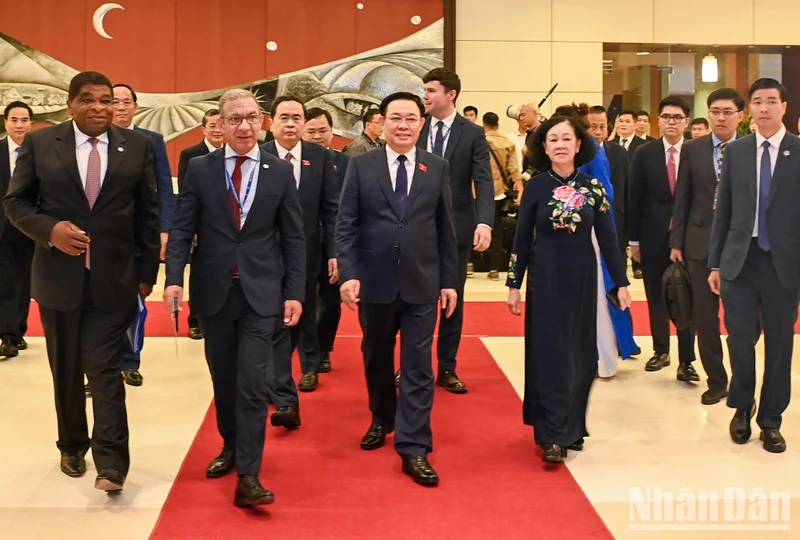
[429,119,451,151]
[226,157,258,217]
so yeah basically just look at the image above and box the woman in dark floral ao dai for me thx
[506,117,632,463]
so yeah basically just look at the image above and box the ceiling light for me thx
[636,51,650,56]
[702,54,718,83]
[602,59,613,63]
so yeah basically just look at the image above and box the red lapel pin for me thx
[302,159,311,166]
[418,163,427,172]
[333,165,338,171]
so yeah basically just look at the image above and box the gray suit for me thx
[709,131,800,428]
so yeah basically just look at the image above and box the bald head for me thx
[519,102,539,130]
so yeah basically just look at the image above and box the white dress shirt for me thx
[507,130,526,171]
[275,141,302,187]
[426,109,458,155]
[225,144,261,227]
[74,122,109,188]
[618,136,631,150]
[753,124,786,237]
[386,145,416,194]
[662,136,684,170]
[7,137,20,176]
[204,138,220,153]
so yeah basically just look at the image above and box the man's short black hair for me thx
[618,109,637,120]
[112,83,137,103]
[530,116,597,171]
[748,77,787,102]
[422,68,461,99]
[463,105,478,116]
[4,101,33,120]
[363,108,381,124]
[270,95,306,118]
[658,95,691,116]
[635,110,650,119]
[691,117,709,128]
[306,107,333,127]
[68,71,113,101]
[482,112,499,128]
[201,108,220,127]
[379,92,425,117]
[707,88,746,111]
[590,105,606,114]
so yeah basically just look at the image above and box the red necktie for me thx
[667,146,677,194]
[228,156,248,230]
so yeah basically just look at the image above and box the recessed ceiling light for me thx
[602,59,613,63]
[636,51,650,56]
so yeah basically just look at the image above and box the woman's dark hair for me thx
[530,116,597,172]
[553,102,590,128]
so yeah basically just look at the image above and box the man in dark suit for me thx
[337,91,458,486]
[629,95,697,381]
[609,109,647,155]
[709,78,800,454]
[671,88,746,405]
[635,111,657,142]
[176,108,225,340]
[4,71,161,492]
[262,95,339,412]
[410,68,493,394]
[303,107,349,373]
[164,88,305,505]
[0,101,34,358]
[112,83,176,387]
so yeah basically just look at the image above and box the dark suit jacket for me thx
[709,132,800,289]
[133,125,175,231]
[177,140,212,192]
[610,135,646,157]
[261,140,339,272]
[418,113,493,245]
[628,137,679,259]
[336,147,458,304]
[0,138,11,238]
[165,147,306,316]
[603,139,629,246]
[3,122,161,312]
[330,149,350,190]
[670,134,720,260]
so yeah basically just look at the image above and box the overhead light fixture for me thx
[602,59,613,63]
[702,54,718,82]
[636,51,650,56]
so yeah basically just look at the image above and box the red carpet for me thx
[149,336,612,540]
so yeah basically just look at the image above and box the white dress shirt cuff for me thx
[628,241,639,246]
[477,223,492,231]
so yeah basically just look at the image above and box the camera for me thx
[506,105,521,121]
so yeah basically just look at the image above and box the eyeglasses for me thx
[223,114,262,126]
[708,109,740,118]
[659,114,686,123]
[386,116,420,126]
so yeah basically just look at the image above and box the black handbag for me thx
[488,146,518,215]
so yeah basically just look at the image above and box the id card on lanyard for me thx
[226,158,258,226]
[428,120,451,153]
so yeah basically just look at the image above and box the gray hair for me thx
[219,89,260,115]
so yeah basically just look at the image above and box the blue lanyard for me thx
[225,157,258,217]
[429,119,451,151]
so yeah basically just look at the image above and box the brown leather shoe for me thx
[360,422,394,450]
[402,456,439,486]
[298,372,318,392]
[206,450,236,478]
[271,406,301,430]
[234,475,274,507]
[542,444,566,463]
[436,371,467,394]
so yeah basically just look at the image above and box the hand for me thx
[327,258,339,284]
[514,186,523,206]
[507,288,522,316]
[284,300,303,326]
[163,285,183,313]
[708,269,721,296]
[669,248,684,263]
[440,288,457,318]
[160,232,169,261]
[473,226,491,252]
[340,279,360,310]
[138,283,154,299]
[617,286,632,310]
[630,245,641,263]
[49,221,90,256]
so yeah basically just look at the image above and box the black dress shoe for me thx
[542,444,566,463]
[568,438,584,451]
[60,451,87,478]
[630,347,642,356]
[188,326,204,340]
[701,388,728,405]
[436,371,468,394]
[402,456,439,486]
[298,372,318,392]
[633,268,643,279]
[122,369,143,386]
[206,450,236,478]
[676,363,700,382]
[730,402,757,444]
[234,475,274,507]
[360,422,394,450]
[95,469,125,492]
[760,429,787,453]
[645,353,671,371]
[0,340,18,358]
[271,406,301,430]
[395,369,401,388]
[15,338,27,351]
[319,351,332,373]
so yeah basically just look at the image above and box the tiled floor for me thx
[1,269,798,539]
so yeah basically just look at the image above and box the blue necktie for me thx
[758,140,771,252]
[14,147,20,155]
[395,155,408,209]
[432,121,444,157]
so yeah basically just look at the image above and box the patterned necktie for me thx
[84,138,102,269]
[14,146,20,155]
[667,146,677,194]
[758,140,772,251]
[285,151,297,185]
[228,156,247,230]
[395,155,408,208]
[432,121,444,157]
[621,138,628,150]
[717,142,726,179]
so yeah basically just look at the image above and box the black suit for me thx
[165,146,305,475]
[670,134,727,391]
[610,135,647,156]
[709,131,800,428]
[629,138,696,364]
[336,146,458,458]
[418,113,493,373]
[3,122,160,475]
[261,140,338,405]
[603,139,629,257]
[0,138,34,346]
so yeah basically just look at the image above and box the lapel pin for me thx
[333,165,338,171]
[784,150,791,156]
[418,163,427,172]
[117,147,124,152]
[302,159,311,166]
[262,163,269,169]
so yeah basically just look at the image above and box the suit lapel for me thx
[700,135,717,182]
[0,139,9,190]
[100,126,125,204]
[213,150,238,231]
[417,119,430,150]
[54,123,86,202]
[298,141,312,198]
[768,135,796,207]
[443,115,465,161]
[241,149,272,232]
[372,148,402,218]
[403,153,427,217]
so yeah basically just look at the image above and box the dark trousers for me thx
[359,298,437,459]
[316,267,341,353]
[187,253,199,329]
[0,230,33,342]
[489,199,506,271]
[436,243,472,372]
[639,236,696,363]
[721,241,799,429]
[686,257,726,391]
[39,272,135,474]
[200,280,278,476]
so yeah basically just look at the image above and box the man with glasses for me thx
[629,95,698,381]
[163,88,305,505]
[345,108,384,157]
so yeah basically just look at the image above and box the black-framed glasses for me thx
[659,114,686,123]
[223,114,262,126]
[708,109,740,118]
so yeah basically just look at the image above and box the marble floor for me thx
[1,269,798,539]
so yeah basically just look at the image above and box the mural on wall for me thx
[0,19,443,140]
